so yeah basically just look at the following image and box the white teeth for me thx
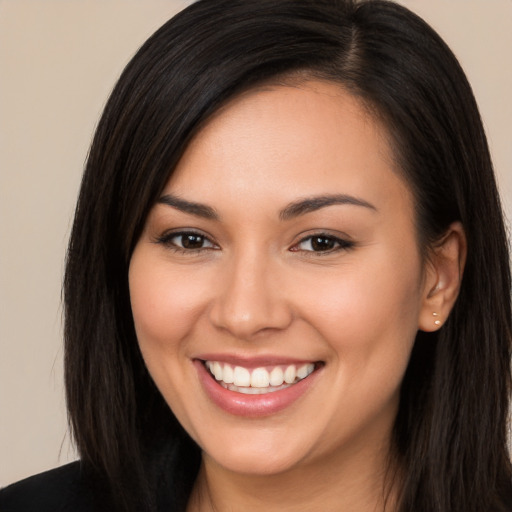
[213,361,223,380]
[221,382,291,394]
[233,366,251,387]
[251,367,270,388]
[222,364,234,384]
[297,363,314,379]
[284,365,296,384]
[204,360,316,393]
[269,367,284,386]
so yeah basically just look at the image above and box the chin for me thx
[194,425,316,476]
[206,445,307,476]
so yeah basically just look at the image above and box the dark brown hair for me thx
[64,1,512,510]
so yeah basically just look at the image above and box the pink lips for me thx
[194,357,321,417]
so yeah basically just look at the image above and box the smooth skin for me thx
[129,81,466,512]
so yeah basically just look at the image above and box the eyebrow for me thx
[158,194,220,220]
[279,194,377,220]
[157,192,376,222]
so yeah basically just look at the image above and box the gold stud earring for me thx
[433,312,441,326]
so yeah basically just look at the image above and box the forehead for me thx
[166,80,410,216]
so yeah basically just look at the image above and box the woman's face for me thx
[129,81,433,476]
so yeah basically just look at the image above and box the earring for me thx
[433,312,441,326]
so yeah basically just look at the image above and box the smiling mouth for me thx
[203,360,320,395]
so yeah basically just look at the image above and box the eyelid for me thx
[153,228,353,255]
[154,228,219,251]
[290,231,355,254]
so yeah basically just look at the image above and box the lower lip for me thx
[194,360,320,417]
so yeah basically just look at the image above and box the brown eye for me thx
[180,234,207,249]
[158,231,217,251]
[310,236,336,251]
[294,234,354,253]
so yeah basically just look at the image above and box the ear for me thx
[418,222,467,332]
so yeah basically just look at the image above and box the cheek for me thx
[292,248,423,358]
[128,250,213,431]
[302,265,421,334]
[128,252,212,355]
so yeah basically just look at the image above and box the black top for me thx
[0,435,201,512]
[4,460,512,511]
[0,462,109,512]
[0,454,194,512]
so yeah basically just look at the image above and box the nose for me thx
[208,250,293,340]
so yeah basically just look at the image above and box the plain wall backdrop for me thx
[1,0,511,488]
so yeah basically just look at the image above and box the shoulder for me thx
[0,461,109,512]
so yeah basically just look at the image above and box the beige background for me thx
[1,0,511,488]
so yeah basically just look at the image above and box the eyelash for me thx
[291,233,354,255]
[155,231,218,255]
[155,231,354,255]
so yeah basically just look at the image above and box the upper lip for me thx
[194,353,321,369]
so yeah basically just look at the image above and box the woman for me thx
[1,0,511,511]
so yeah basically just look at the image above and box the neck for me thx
[186,440,400,512]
